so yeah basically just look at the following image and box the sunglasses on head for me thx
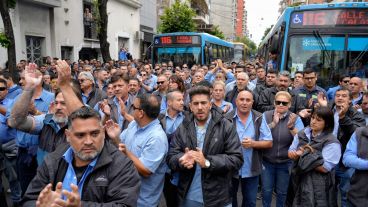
[275,100,289,106]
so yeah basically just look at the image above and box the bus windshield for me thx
[287,35,368,88]
[153,47,201,67]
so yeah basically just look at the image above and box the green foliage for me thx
[261,25,273,41]
[207,25,225,40]
[235,36,257,54]
[0,32,10,48]
[289,2,304,7]
[158,0,196,33]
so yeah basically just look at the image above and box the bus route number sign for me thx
[291,9,368,27]
[155,36,194,45]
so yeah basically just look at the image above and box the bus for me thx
[233,42,248,63]
[152,32,234,67]
[258,2,368,88]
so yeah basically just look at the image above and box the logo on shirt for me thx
[95,175,108,183]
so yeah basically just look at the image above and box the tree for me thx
[158,0,196,33]
[0,0,17,81]
[261,25,273,41]
[93,0,112,62]
[235,36,257,55]
[207,25,225,40]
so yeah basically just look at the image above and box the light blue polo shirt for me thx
[120,119,168,207]
[234,111,272,177]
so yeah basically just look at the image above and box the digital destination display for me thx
[291,9,368,27]
[154,35,200,45]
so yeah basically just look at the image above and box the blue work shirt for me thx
[0,98,15,143]
[6,85,22,100]
[62,147,97,199]
[234,111,272,178]
[352,92,363,106]
[212,100,233,114]
[142,74,157,93]
[165,111,184,135]
[343,132,368,170]
[204,71,235,84]
[186,116,211,204]
[120,119,168,207]
[289,127,341,171]
[11,89,54,148]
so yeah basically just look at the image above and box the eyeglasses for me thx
[157,81,165,85]
[0,87,7,91]
[78,79,86,83]
[275,100,289,106]
[343,80,350,83]
[182,66,188,68]
[132,105,141,111]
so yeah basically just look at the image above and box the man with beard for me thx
[8,68,83,165]
[21,106,140,206]
[167,86,243,207]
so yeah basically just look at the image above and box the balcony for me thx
[193,10,209,25]
[22,0,61,7]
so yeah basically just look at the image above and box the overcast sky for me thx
[246,0,280,45]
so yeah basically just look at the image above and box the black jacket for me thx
[86,87,107,108]
[21,141,141,207]
[167,107,243,207]
[257,87,306,113]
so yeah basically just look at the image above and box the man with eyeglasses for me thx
[0,71,22,100]
[78,71,107,109]
[153,75,169,113]
[326,75,350,102]
[293,68,326,121]
[139,64,157,93]
[106,93,168,207]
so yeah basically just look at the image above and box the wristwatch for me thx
[204,159,211,168]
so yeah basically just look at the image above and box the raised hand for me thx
[56,60,72,87]
[337,101,349,119]
[317,92,328,107]
[54,184,81,207]
[36,182,63,207]
[287,113,298,129]
[25,63,42,89]
[298,109,312,118]
[273,111,281,125]
[100,99,111,116]
[105,119,121,140]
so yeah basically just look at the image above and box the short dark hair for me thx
[339,75,350,82]
[0,78,7,86]
[189,86,211,102]
[68,106,101,129]
[129,77,140,84]
[137,94,161,119]
[110,73,129,84]
[196,80,213,89]
[335,88,353,100]
[266,69,278,75]
[303,68,316,76]
[312,106,334,133]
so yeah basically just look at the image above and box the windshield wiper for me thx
[350,41,368,67]
[312,30,332,66]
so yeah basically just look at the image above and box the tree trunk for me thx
[97,0,111,63]
[0,1,17,82]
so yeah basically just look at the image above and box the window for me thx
[61,46,73,60]
[83,3,97,39]
[26,36,43,65]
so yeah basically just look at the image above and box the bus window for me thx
[219,46,223,59]
[347,36,368,78]
[212,44,218,59]
[287,35,345,88]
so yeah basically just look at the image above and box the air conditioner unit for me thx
[134,31,144,40]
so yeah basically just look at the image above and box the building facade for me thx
[209,0,236,41]
[0,0,141,67]
[140,0,157,61]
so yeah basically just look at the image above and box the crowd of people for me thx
[0,56,367,207]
